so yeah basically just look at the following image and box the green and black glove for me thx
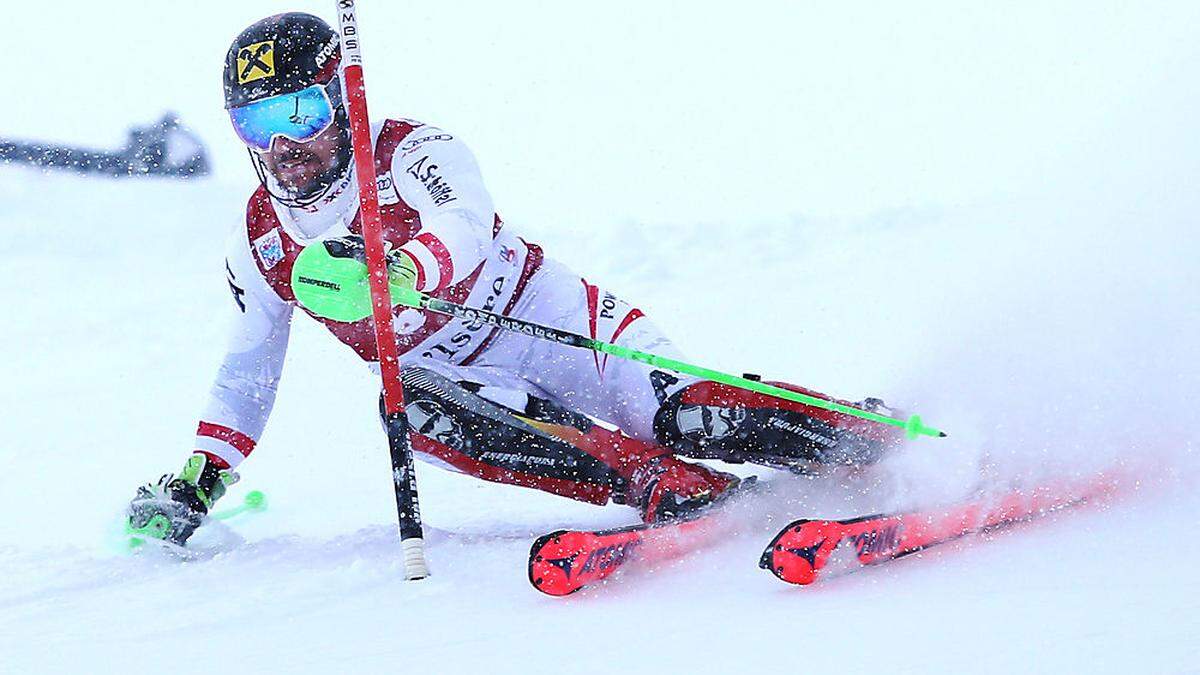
[126,453,239,546]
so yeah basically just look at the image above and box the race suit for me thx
[198,118,694,499]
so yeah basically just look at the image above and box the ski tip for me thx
[528,530,581,597]
[938,431,948,438]
[760,519,831,586]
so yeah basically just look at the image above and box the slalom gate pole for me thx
[335,1,429,580]
[390,288,947,440]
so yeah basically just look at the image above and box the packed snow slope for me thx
[2,2,1198,673]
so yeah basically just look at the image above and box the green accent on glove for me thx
[392,285,425,310]
[179,453,203,486]
[390,250,419,292]
[125,513,173,546]
[177,453,239,509]
[292,242,422,322]
[122,490,268,553]
[181,454,215,508]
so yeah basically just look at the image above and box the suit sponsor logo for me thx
[599,291,618,319]
[253,228,285,270]
[236,40,275,84]
[443,306,576,346]
[376,172,400,206]
[399,133,454,154]
[406,155,458,206]
[317,173,354,208]
[421,276,506,361]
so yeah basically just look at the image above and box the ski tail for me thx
[760,470,1125,586]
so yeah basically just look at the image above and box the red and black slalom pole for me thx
[335,0,429,580]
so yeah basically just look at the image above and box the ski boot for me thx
[126,453,238,547]
[628,454,739,523]
[654,377,906,474]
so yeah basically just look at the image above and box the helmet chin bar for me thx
[249,109,353,208]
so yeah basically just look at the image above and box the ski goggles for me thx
[228,79,341,152]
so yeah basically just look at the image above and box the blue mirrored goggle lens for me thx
[229,84,336,151]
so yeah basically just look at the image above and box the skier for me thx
[127,12,902,546]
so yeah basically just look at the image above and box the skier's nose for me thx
[269,136,310,156]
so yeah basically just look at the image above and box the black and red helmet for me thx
[223,12,341,110]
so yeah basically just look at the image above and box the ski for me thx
[759,471,1122,585]
[528,480,757,596]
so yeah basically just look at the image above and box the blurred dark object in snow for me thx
[0,113,210,179]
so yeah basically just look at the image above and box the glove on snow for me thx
[126,453,238,546]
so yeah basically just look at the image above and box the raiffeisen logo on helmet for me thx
[314,33,339,68]
[237,40,276,84]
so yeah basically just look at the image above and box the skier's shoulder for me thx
[224,185,280,301]
[376,118,467,161]
[225,200,263,284]
[241,184,278,241]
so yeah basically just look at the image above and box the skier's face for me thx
[260,122,344,196]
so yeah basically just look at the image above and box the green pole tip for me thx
[244,490,267,511]
[904,414,922,440]
[903,414,948,440]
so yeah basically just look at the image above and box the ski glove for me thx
[126,453,238,547]
[293,235,422,322]
[321,235,419,289]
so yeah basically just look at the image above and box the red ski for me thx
[529,481,757,596]
[760,471,1124,586]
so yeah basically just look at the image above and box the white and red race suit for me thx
[198,119,694,477]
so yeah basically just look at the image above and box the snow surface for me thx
[2,2,1198,673]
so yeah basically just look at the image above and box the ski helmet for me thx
[223,13,352,207]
